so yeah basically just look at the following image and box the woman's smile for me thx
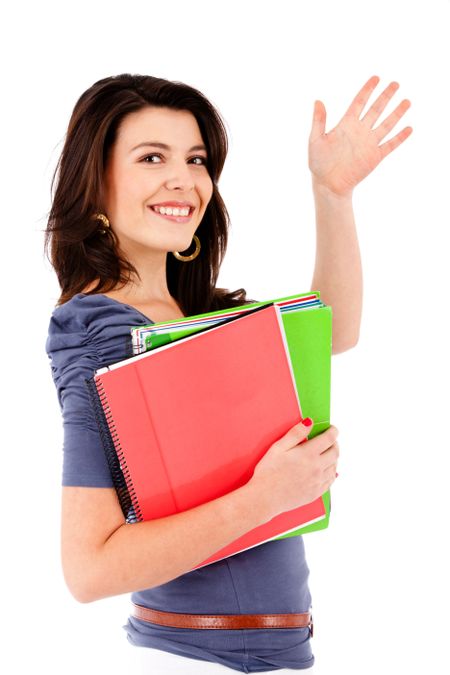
[148,204,195,223]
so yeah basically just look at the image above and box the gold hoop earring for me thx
[172,234,201,262]
[92,213,110,234]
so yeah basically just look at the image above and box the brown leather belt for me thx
[131,602,313,634]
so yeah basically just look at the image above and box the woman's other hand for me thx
[308,75,413,198]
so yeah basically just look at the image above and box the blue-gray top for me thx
[45,292,314,673]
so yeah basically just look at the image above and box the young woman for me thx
[44,73,411,673]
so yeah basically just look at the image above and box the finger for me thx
[360,81,401,128]
[322,443,339,470]
[321,471,337,493]
[322,425,339,449]
[316,428,339,455]
[342,75,381,119]
[305,425,338,455]
[330,440,339,459]
[275,418,314,452]
[319,440,339,465]
[378,125,413,160]
[310,100,327,143]
[324,463,338,481]
[372,99,412,142]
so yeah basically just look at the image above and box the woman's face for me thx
[103,106,213,256]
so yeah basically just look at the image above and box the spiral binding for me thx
[85,376,143,523]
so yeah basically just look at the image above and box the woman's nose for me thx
[164,161,195,190]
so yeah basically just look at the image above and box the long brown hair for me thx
[44,73,256,313]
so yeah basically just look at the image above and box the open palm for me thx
[308,76,413,197]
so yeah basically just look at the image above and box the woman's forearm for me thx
[82,482,272,603]
[310,178,363,353]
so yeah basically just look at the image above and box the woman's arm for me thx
[62,481,272,604]
[310,180,362,354]
[307,75,412,353]
[62,419,335,604]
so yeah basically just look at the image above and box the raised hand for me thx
[308,75,413,197]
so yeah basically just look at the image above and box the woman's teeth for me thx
[152,205,191,216]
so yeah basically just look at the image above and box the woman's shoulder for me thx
[45,292,149,367]
[45,294,104,363]
[46,293,116,338]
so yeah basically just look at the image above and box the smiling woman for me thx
[44,73,255,316]
[43,69,412,674]
[100,106,214,275]
[44,73,324,674]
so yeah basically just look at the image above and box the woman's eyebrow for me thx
[130,141,207,153]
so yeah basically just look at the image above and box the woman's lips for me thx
[148,206,194,223]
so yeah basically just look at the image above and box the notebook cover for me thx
[89,303,326,569]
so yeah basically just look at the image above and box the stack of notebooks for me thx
[85,290,332,570]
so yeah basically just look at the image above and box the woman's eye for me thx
[191,156,208,165]
[142,154,162,163]
[141,154,207,165]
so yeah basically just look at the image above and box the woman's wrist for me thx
[311,176,354,204]
[238,479,276,526]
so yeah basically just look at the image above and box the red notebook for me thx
[87,303,326,569]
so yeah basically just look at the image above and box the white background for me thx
[2,0,449,673]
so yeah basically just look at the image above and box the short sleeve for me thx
[45,295,139,487]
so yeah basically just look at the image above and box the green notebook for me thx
[130,290,332,536]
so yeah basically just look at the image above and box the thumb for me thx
[276,418,314,451]
[309,100,326,142]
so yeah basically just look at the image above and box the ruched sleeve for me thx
[45,293,151,487]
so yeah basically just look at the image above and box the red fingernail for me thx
[336,472,339,477]
[302,417,313,427]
